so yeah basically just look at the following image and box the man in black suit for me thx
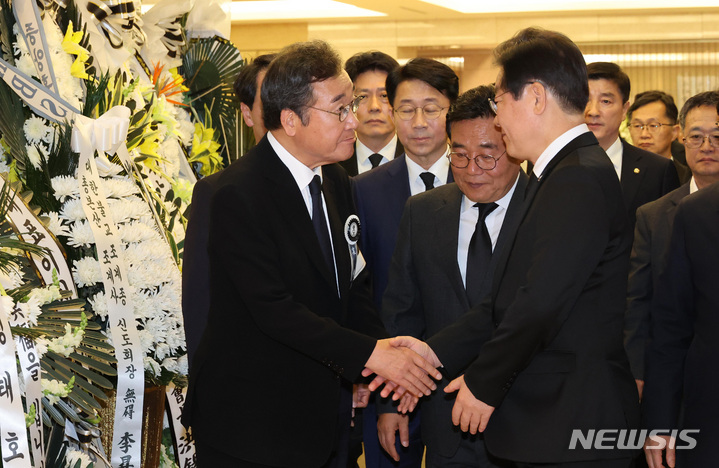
[182,53,275,367]
[340,51,402,176]
[390,27,640,467]
[625,90,719,398]
[643,181,719,468]
[584,62,679,229]
[378,85,525,467]
[627,90,691,183]
[184,40,441,468]
[353,57,459,468]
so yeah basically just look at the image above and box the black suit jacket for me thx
[339,140,404,177]
[620,140,680,229]
[643,181,719,467]
[624,183,690,380]
[353,154,454,311]
[382,175,527,458]
[181,171,222,368]
[428,132,640,463]
[184,136,386,467]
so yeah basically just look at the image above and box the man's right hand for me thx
[363,337,442,399]
[377,413,409,462]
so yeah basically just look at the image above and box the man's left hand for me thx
[445,375,495,434]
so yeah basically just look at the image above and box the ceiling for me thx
[225,0,719,24]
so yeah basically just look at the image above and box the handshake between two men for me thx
[360,335,497,460]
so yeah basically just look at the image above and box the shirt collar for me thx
[405,146,451,185]
[533,124,590,179]
[268,130,321,190]
[356,135,399,164]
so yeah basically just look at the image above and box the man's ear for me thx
[529,81,547,115]
[280,108,298,137]
[240,103,255,128]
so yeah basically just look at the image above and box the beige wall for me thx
[229,11,719,96]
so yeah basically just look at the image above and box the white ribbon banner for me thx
[165,383,196,468]
[71,107,144,468]
[0,58,79,125]
[13,0,59,95]
[0,297,32,468]
[8,305,44,468]
[1,176,78,298]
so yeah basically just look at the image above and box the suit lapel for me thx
[490,133,597,305]
[323,175,350,296]
[433,185,469,308]
[620,141,645,209]
[262,143,338,290]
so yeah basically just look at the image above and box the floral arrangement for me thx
[0,0,243,466]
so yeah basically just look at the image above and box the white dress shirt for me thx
[405,147,451,196]
[457,173,520,287]
[355,135,399,174]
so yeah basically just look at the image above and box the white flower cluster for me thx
[64,449,93,468]
[48,167,187,378]
[35,322,84,358]
[41,378,71,406]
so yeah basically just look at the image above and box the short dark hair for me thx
[678,90,719,129]
[233,54,275,108]
[495,27,588,114]
[344,51,399,83]
[586,62,631,103]
[446,85,495,138]
[628,90,678,124]
[385,57,459,107]
[261,40,343,131]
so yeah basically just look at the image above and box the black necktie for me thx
[525,172,539,199]
[466,202,499,307]
[420,172,435,191]
[368,153,383,168]
[309,175,334,272]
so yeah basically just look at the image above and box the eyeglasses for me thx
[489,81,543,115]
[393,104,447,121]
[447,150,506,170]
[307,96,364,122]
[629,123,674,134]
[683,132,719,149]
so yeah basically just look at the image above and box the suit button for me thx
[493,322,499,327]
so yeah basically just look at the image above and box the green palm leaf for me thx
[181,36,243,167]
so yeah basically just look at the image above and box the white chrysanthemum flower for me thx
[28,285,62,305]
[16,53,36,78]
[144,356,161,376]
[0,295,14,314]
[67,221,95,247]
[44,211,69,237]
[154,342,171,361]
[88,292,109,319]
[138,329,154,355]
[108,198,152,224]
[104,177,140,198]
[161,356,178,374]
[34,338,48,358]
[26,145,43,169]
[65,449,93,468]
[119,222,160,244]
[95,155,124,177]
[17,297,42,326]
[177,116,195,146]
[24,116,52,144]
[0,267,23,291]
[72,257,102,288]
[59,198,86,224]
[51,176,80,201]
